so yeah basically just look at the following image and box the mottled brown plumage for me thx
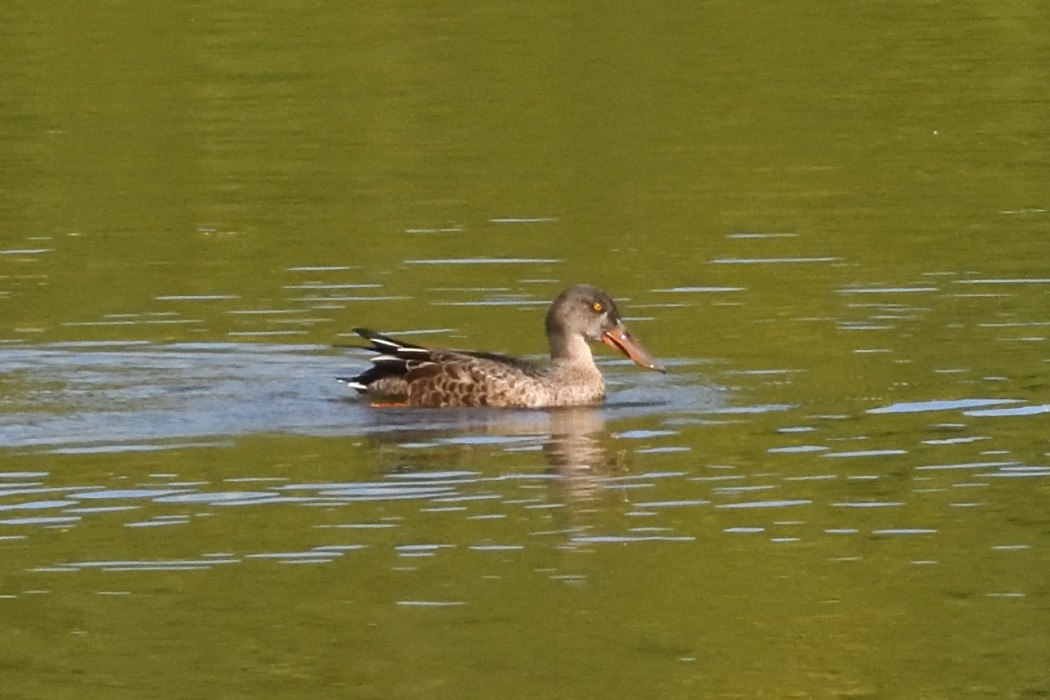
[339,285,665,408]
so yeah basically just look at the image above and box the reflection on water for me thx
[362,405,624,501]
[542,408,611,500]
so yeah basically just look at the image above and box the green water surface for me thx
[2,2,1049,698]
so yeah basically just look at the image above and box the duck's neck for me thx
[549,331,595,368]
[547,333,605,403]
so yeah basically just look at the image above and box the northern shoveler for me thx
[339,284,665,408]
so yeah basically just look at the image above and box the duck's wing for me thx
[337,328,431,394]
[351,328,428,355]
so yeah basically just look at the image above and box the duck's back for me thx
[344,327,608,408]
[364,350,609,407]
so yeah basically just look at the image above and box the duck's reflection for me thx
[358,404,618,501]
[540,407,617,500]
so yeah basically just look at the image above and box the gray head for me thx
[545,285,665,372]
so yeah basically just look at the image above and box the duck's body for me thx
[340,285,664,408]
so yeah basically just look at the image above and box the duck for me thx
[339,284,665,408]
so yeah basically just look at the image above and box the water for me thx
[3,2,1050,698]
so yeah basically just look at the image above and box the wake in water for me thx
[0,342,718,453]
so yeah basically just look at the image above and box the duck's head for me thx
[546,284,666,372]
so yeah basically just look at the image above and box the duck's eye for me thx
[592,302,604,313]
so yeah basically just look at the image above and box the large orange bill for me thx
[601,325,666,373]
